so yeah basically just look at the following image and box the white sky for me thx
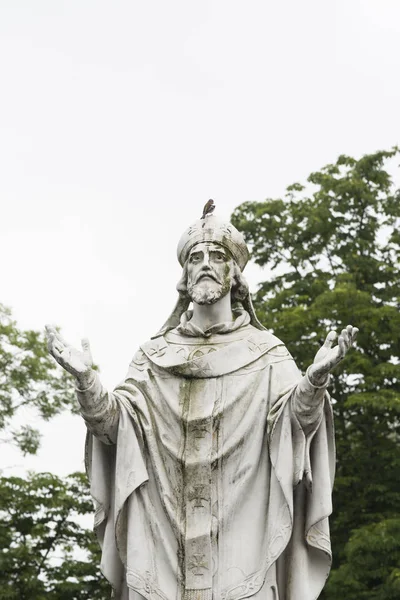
[1,0,400,475]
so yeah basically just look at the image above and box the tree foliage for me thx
[232,148,400,598]
[0,307,109,596]
[0,471,111,599]
[0,304,75,454]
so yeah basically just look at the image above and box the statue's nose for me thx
[201,253,211,268]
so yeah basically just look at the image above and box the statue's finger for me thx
[352,327,359,342]
[54,329,69,347]
[338,335,346,357]
[81,338,92,360]
[47,331,56,349]
[47,335,54,354]
[341,328,349,345]
[45,324,59,341]
[50,343,62,361]
[323,331,337,348]
[81,337,90,351]
[47,331,63,353]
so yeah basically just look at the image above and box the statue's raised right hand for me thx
[45,325,94,384]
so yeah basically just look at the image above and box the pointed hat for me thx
[177,214,250,271]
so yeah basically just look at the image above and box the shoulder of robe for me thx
[246,327,293,359]
[128,347,152,377]
[246,326,282,346]
[267,344,293,358]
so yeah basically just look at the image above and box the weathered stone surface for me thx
[46,212,358,599]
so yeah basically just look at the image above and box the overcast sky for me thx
[1,0,400,475]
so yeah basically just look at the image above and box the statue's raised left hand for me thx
[308,325,358,386]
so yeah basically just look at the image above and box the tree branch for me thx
[36,514,69,576]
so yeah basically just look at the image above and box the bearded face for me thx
[186,242,234,305]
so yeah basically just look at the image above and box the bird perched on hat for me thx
[201,199,215,219]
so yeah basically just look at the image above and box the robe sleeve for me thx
[267,357,335,600]
[76,371,147,445]
[267,348,330,437]
[83,371,150,597]
[291,368,330,435]
[76,374,119,444]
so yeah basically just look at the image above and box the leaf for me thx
[0,471,111,599]
[0,304,76,454]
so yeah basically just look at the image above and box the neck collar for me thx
[177,308,250,338]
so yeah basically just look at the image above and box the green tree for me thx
[232,148,400,598]
[0,471,111,599]
[0,304,75,455]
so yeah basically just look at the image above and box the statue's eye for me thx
[190,253,202,263]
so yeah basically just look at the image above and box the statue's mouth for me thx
[197,274,220,283]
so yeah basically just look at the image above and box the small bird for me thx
[201,199,215,219]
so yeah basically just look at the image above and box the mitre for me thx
[177,215,250,271]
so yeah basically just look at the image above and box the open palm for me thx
[45,325,93,378]
[308,325,358,386]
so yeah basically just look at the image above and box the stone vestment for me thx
[79,313,335,600]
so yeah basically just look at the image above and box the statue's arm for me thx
[291,369,329,434]
[75,373,120,444]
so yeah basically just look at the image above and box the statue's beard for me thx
[187,275,231,305]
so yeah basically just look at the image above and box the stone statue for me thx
[46,212,358,600]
